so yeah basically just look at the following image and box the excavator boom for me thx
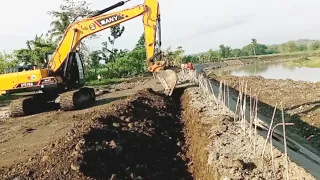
[47,0,177,95]
[3,0,178,117]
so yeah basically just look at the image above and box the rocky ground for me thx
[210,74,320,148]
[0,72,316,179]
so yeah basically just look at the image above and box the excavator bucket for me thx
[155,69,178,96]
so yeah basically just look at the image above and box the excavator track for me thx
[10,97,30,117]
[9,95,47,117]
[60,87,96,111]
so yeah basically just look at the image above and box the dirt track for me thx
[0,74,317,179]
[0,77,161,168]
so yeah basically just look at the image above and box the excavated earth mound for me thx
[182,87,315,180]
[211,75,320,148]
[0,88,192,180]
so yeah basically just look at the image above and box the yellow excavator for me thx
[0,0,178,117]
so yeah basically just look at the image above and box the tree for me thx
[165,46,185,65]
[308,41,320,51]
[251,38,257,55]
[266,45,280,54]
[206,49,220,61]
[280,41,297,53]
[230,48,244,57]
[219,44,231,59]
[108,25,125,59]
[13,35,57,66]
[255,44,268,55]
[89,50,103,76]
[48,13,70,42]
[47,0,98,50]
[47,0,95,23]
[135,33,145,49]
[182,55,199,63]
[296,44,308,51]
[100,24,126,64]
[0,52,17,73]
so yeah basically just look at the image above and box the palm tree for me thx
[251,38,257,55]
[48,12,89,51]
[48,13,70,43]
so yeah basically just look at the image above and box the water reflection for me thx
[215,62,320,83]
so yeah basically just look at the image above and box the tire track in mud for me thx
[0,88,193,180]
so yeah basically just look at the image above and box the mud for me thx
[211,75,320,148]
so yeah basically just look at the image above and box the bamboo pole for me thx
[281,104,289,180]
[270,122,294,178]
[261,103,277,158]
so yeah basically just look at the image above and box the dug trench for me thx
[0,84,316,179]
[0,87,193,179]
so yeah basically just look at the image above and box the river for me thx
[213,62,320,82]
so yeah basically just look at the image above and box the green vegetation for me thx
[286,57,320,68]
[184,39,320,64]
[86,78,123,86]
[1,0,320,85]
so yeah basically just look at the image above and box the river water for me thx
[214,62,320,82]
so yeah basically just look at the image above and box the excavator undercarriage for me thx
[9,87,96,117]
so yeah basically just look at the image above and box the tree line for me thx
[182,39,320,63]
[0,0,320,81]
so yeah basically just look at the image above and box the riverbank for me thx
[183,86,315,179]
[285,56,320,68]
[199,52,320,75]
[210,74,320,149]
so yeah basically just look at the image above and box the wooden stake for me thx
[282,104,289,180]
[261,103,277,158]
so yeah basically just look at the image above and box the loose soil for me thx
[0,73,316,179]
[0,77,162,168]
[0,87,193,179]
[210,74,320,148]
[182,87,315,179]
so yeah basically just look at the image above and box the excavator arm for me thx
[48,0,177,95]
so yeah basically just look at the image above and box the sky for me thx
[1,0,320,55]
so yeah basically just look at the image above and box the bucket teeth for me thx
[155,70,178,96]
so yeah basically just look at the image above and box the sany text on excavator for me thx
[0,0,178,117]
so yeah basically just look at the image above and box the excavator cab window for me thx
[62,51,86,89]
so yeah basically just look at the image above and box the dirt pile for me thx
[182,87,315,180]
[211,75,320,148]
[0,88,192,180]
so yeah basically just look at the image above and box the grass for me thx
[85,73,152,87]
[86,78,124,86]
[285,57,320,68]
